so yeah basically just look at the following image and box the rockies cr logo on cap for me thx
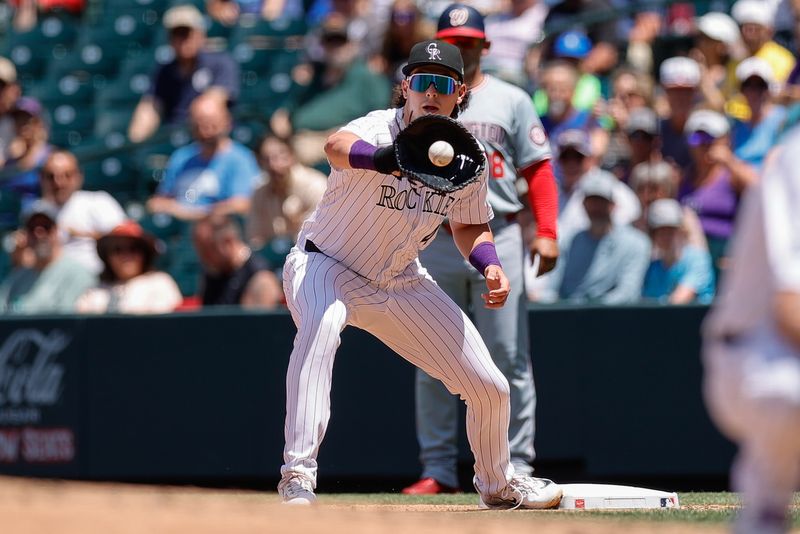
[426,42,442,60]
[449,8,469,26]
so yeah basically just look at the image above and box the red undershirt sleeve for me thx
[521,159,558,240]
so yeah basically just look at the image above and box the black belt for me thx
[304,240,322,254]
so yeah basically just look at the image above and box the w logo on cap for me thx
[449,8,470,26]
[426,42,442,60]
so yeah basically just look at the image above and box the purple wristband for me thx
[348,139,378,171]
[469,241,502,276]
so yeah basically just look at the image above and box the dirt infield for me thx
[0,476,782,534]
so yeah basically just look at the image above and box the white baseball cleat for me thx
[278,474,317,505]
[478,476,563,510]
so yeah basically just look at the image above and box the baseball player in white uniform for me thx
[703,129,800,534]
[404,4,560,495]
[277,39,563,510]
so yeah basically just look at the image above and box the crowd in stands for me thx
[0,0,797,314]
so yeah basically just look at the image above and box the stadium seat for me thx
[1,15,79,83]
[229,16,307,50]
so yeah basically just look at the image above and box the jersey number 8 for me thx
[490,151,505,179]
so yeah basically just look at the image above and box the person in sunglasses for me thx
[278,38,562,510]
[0,200,95,314]
[403,4,561,503]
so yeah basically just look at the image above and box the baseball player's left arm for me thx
[324,130,399,174]
[450,221,510,309]
[510,92,559,275]
[522,159,559,275]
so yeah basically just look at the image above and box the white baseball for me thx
[428,140,454,167]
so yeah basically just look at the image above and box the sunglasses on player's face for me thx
[408,73,459,95]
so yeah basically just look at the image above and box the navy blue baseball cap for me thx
[436,4,486,40]
[402,39,465,81]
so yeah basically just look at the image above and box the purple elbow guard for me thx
[348,140,378,171]
[469,241,502,276]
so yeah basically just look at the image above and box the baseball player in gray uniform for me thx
[277,39,563,509]
[703,132,800,534]
[404,4,560,495]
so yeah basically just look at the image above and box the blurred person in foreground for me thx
[193,215,282,308]
[703,129,800,534]
[0,200,95,314]
[76,221,182,314]
[642,198,715,304]
[128,5,240,143]
[147,92,259,222]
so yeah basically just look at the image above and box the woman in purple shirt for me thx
[679,109,758,282]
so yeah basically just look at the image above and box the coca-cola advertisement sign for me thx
[0,328,76,466]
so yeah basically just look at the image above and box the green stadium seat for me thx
[1,15,79,83]
[231,120,267,149]
[81,153,140,203]
[93,108,134,146]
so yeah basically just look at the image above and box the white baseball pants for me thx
[280,246,515,497]
[704,323,800,533]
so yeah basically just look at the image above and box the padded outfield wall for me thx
[0,306,734,486]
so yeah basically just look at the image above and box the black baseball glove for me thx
[392,114,486,193]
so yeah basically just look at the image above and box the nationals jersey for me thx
[703,127,800,339]
[297,108,492,284]
[459,75,552,216]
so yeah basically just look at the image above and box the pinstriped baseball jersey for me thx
[459,75,552,215]
[297,107,493,284]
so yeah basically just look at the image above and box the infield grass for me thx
[317,492,800,526]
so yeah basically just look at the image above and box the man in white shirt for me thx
[38,150,126,274]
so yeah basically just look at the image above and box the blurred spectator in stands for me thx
[146,92,259,221]
[689,11,744,117]
[482,0,548,87]
[0,200,94,314]
[128,5,240,143]
[600,66,654,177]
[630,160,706,250]
[680,109,758,281]
[246,135,326,251]
[207,0,305,25]
[270,12,391,166]
[556,129,640,242]
[538,60,607,156]
[730,57,786,169]
[625,10,661,75]
[76,221,182,314]
[10,0,85,32]
[542,0,620,76]
[375,0,435,83]
[0,57,21,169]
[642,198,715,304]
[2,97,51,208]
[732,0,795,85]
[37,150,125,274]
[534,31,599,116]
[617,108,662,181]
[658,57,701,171]
[193,215,283,308]
[555,169,650,304]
